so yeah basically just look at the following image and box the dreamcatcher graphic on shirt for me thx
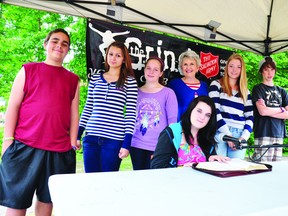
[136,98,162,136]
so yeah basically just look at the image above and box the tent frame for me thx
[3,0,288,56]
[62,0,286,56]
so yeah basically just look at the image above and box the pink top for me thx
[14,62,79,152]
[177,142,206,166]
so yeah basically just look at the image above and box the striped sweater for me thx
[78,72,138,149]
[208,80,254,141]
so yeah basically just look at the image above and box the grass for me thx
[76,154,133,173]
[120,155,133,171]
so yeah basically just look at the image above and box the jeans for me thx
[215,127,247,159]
[130,147,153,170]
[83,135,122,172]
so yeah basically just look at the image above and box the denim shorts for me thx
[0,140,76,209]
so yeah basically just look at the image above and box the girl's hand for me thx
[119,148,129,159]
[227,141,237,150]
[208,155,230,162]
[183,162,194,167]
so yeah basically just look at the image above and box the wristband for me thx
[3,137,14,141]
[280,107,285,113]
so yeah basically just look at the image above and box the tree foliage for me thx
[0,4,87,110]
[0,4,87,153]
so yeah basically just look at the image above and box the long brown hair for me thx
[104,41,135,88]
[220,53,248,103]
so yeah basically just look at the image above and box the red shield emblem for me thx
[199,52,219,78]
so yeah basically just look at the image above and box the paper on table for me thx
[196,158,268,171]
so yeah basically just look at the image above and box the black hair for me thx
[259,56,276,73]
[180,96,217,153]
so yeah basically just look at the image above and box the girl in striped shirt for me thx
[209,53,253,159]
[77,41,138,172]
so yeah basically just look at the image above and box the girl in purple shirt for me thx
[130,57,178,170]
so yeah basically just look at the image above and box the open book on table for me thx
[192,158,272,177]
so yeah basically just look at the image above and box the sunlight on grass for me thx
[76,155,133,173]
[120,155,133,171]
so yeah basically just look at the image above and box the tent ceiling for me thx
[2,0,288,56]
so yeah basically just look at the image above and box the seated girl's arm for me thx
[151,127,177,169]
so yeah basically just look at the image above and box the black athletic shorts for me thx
[0,140,76,209]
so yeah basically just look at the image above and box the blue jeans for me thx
[215,127,247,159]
[83,135,122,172]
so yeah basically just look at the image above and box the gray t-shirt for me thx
[252,83,288,138]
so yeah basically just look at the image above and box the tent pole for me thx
[264,0,274,56]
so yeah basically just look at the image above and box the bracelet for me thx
[280,107,285,113]
[3,137,14,141]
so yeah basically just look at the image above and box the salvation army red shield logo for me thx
[199,52,219,78]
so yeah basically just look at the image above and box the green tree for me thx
[1,4,288,156]
[0,4,87,154]
[239,50,288,152]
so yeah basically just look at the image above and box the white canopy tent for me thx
[2,0,288,56]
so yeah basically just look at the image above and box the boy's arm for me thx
[256,99,288,119]
[2,67,25,156]
[70,82,80,149]
[269,105,288,119]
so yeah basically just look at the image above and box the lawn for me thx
[76,155,133,173]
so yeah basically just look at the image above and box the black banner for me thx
[86,19,233,86]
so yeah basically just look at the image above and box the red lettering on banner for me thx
[199,52,219,78]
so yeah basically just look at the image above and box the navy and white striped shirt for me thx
[209,80,254,141]
[79,73,138,149]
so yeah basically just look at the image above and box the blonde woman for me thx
[209,53,253,159]
[168,50,208,120]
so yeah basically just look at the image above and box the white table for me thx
[49,161,288,216]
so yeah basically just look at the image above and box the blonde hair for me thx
[220,53,248,103]
[178,50,200,75]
